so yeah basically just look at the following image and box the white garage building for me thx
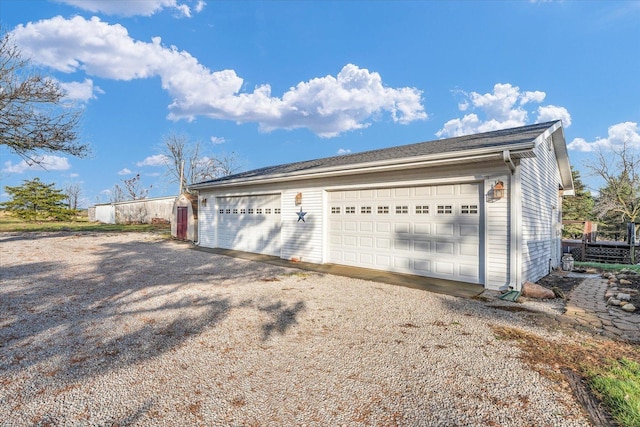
[191,121,573,291]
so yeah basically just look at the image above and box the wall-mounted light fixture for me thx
[201,198,207,206]
[492,181,505,200]
[295,192,302,206]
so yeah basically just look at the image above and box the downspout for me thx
[503,150,522,291]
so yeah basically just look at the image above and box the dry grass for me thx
[492,324,640,425]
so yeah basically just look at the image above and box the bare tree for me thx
[109,174,150,202]
[0,27,88,163]
[161,131,241,193]
[587,138,640,224]
[109,184,126,203]
[587,138,640,263]
[63,183,82,211]
[213,151,242,178]
[122,174,150,200]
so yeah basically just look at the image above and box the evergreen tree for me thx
[562,167,595,239]
[1,178,73,221]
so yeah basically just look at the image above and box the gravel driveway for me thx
[0,232,590,426]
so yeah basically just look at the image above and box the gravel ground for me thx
[0,232,591,426]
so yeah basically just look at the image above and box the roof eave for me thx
[190,143,537,190]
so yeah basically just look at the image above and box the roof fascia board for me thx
[532,121,574,195]
[191,142,537,190]
[191,152,511,190]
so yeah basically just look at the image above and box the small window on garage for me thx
[437,205,452,214]
[233,208,238,214]
[265,208,272,214]
[416,205,429,214]
[395,205,408,214]
[256,208,262,214]
[377,206,389,214]
[248,208,254,214]
[240,208,246,214]
[345,206,356,214]
[274,208,281,214]
[361,206,372,214]
[225,209,231,214]
[331,207,340,214]
[461,205,479,214]
[219,209,224,214]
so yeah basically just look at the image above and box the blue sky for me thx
[1,0,639,207]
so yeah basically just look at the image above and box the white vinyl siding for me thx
[485,175,510,289]
[198,191,216,247]
[520,133,563,284]
[281,189,324,263]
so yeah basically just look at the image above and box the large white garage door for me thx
[217,194,282,256]
[328,184,482,284]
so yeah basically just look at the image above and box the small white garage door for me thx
[216,194,282,256]
[328,183,482,284]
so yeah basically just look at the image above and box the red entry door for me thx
[177,207,188,240]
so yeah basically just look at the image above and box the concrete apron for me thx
[193,247,484,299]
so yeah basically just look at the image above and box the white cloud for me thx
[55,0,203,17]
[69,173,80,178]
[11,16,427,138]
[59,78,104,102]
[536,105,571,127]
[136,154,169,167]
[118,168,133,175]
[568,122,640,152]
[337,148,351,155]
[210,136,226,144]
[2,155,71,173]
[437,83,571,138]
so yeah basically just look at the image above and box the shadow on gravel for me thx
[0,235,306,399]
[259,300,306,340]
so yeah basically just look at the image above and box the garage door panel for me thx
[359,221,374,232]
[435,223,454,236]
[328,183,482,284]
[435,261,454,275]
[376,222,391,233]
[414,223,431,234]
[344,221,357,231]
[376,255,391,267]
[344,251,357,262]
[436,185,455,195]
[436,242,454,255]
[460,183,479,195]
[414,240,431,252]
[459,264,479,278]
[414,259,431,272]
[394,257,411,269]
[394,239,410,251]
[460,224,479,236]
[343,236,357,246]
[216,195,281,256]
[394,223,410,234]
[376,238,391,249]
[376,188,391,198]
[359,236,374,248]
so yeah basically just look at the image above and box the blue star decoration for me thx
[297,206,307,222]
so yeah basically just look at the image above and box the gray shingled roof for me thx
[194,121,558,186]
